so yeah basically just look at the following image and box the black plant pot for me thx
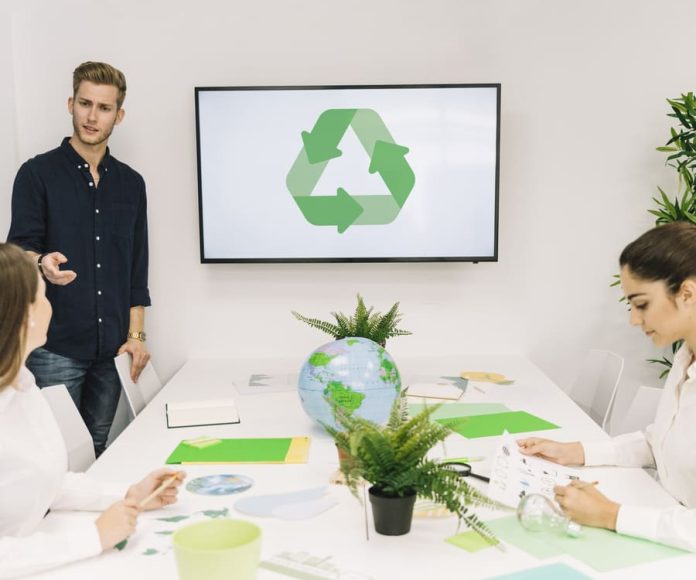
[368,486,417,536]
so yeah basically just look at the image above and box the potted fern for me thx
[292,294,411,347]
[324,396,501,540]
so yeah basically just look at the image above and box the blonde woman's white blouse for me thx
[0,367,127,578]
[583,344,696,551]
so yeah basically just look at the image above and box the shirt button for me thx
[97,263,101,268]
[89,182,94,187]
[98,318,102,323]
[97,290,102,295]
[84,164,89,168]
[95,209,100,214]
[96,236,100,241]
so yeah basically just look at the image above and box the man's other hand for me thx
[40,252,77,285]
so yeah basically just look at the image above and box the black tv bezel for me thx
[195,83,501,264]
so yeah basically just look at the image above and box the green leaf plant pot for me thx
[368,486,417,536]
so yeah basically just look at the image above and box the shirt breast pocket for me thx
[110,204,137,238]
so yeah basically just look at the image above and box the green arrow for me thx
[294,187,364,233]
[368,140,415,208]
[301,109,356,165]
[351,195,402,225]
[286,150,327,197]
[351,109,395,156]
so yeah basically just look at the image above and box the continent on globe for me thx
[323,381,366,415]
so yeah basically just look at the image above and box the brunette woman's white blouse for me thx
[583,344,696,551]
[0,367,127,578]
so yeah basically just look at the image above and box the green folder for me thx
[436,411,559,438]
[165,437,310,464]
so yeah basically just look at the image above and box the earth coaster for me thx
[186,474,253,496]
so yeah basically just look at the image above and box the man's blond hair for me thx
[73,61,127,109]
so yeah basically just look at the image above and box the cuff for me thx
[130,288,151,307]
[581,439,617,466]
[615,504,661,542]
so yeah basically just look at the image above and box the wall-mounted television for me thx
[195,84,500,263]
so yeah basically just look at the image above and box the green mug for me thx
[172,519,262,580]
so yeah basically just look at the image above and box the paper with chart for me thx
[487,433,579,508]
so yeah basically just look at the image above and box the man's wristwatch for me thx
[127,331,147,342]
[37,253,48,279]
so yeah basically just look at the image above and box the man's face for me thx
[68,81,124,147]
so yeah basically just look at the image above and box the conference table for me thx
[32,354,694,579]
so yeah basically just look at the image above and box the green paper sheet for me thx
[409,402,509,421]
[446,530,494,553]
[166,437,293,464]
[486,516,687,573]
[489,563,591,580]
[436,411,559,439]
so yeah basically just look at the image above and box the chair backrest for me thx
[114,353,163,416]
[618,385,663,434]
[569,349,624,432]
[41,384,96,472]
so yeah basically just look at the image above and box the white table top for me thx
[32,354,694,579]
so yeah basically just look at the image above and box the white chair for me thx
[41,384,96,472]
[569,349,624,432]
[617,385,663,434]
[114,353,163,416]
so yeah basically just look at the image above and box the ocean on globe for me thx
[298,337,401,430]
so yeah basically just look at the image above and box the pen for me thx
[138,473,181,508]
[444,456,485,463]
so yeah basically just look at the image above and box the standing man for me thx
[7,61,151,456]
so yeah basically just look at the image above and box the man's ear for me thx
[679,278,696,305]
[67,97,74,115]
[115,108,125,126]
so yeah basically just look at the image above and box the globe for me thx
[298,337,402,430]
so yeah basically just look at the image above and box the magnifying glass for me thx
[441,461,490,483]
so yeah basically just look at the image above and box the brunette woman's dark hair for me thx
[620,221,696,294]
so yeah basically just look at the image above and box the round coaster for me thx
[186,474,254,496]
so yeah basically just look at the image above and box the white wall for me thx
[3,0,692,415]
[0,3,17,236]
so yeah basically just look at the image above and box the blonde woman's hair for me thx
[73,61,127,108]
[0,244,38,390]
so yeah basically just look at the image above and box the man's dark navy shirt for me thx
[8,137,151,360]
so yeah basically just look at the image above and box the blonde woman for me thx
[0,243,183,578]
[519,221,696,552]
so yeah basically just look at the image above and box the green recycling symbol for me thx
[286,109,415,233]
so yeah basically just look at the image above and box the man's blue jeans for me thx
[27,347,121,457]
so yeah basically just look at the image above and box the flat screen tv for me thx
[195,84,500,263]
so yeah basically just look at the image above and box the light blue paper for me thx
[235,486,336,520]
[489,563,591,579]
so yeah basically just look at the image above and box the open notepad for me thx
[165,398,240,428]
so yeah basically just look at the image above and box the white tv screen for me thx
[195,84,500,262]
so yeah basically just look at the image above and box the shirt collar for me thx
[60,136,114,172]
[674,344,696,380]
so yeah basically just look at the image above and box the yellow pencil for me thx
[138,473,181,508]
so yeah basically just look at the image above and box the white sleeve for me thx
[50,472,129,512]
[617,503,696,552]
[582,430,656,468]
[0,520,102,579]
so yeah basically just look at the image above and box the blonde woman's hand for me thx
[517,438,585,466]
[95,499,140,550]
[126,468,185,510]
